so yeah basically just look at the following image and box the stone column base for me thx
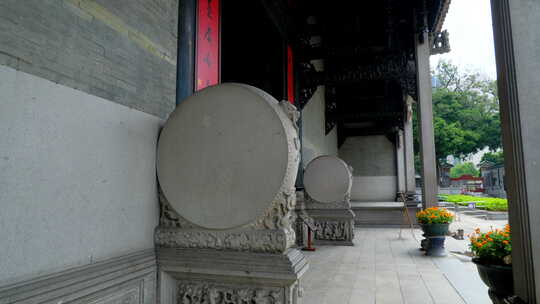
[306,209,356,246]
[157,247,308,304]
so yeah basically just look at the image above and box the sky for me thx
[430,0,497,80]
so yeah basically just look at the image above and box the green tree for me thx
[450,162,479,178]
[414,60,502,165]
[481,151,504,165]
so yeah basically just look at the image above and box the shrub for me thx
[439,194,508,211]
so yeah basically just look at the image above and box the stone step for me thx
[460,210,487,216]
[351,201,419,226]
[351,201,404,209]
[472,211,508,221]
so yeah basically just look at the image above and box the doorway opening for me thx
[220,0,286,101]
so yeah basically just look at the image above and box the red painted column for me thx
[195,0,220,91]
[287,46,295,104]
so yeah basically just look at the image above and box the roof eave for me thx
[433,0,451,32]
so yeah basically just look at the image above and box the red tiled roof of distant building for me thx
[450,174,483,181]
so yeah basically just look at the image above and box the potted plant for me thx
[469,225,513,301]
[416,207,454,256]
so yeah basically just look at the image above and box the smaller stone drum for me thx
[303,155,352,203]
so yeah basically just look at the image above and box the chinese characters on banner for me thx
[196,0,220,91]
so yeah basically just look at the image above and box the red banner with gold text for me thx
[196,0,220,91]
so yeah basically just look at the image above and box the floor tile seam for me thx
[428,261,468,304]
[374,266,404,304]
[438,272,468,303]
[416,270,438,304]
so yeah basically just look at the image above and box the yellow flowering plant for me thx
[415,207,454,224]
[469,225,512,265]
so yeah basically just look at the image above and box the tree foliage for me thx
[450,162,479,178]
[414,60,502,164]
[481,151,504,165]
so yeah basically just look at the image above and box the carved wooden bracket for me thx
[325,88,337,134]
[431,30,451,55]
[325,53,418,101]
[296,62,321,109]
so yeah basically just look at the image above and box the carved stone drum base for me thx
[155,84,306,303]
[157,248,308,304]
[307,209,355,246]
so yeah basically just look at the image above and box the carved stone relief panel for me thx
[313,220,353,242]
[177,281,284,304]
[155,227,295,254]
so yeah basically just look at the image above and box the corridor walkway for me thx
[300,227,491,304]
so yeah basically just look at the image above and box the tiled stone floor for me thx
[300,225,493,304]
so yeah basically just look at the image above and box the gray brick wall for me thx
[0,0,178,118]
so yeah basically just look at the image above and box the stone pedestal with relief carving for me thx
[155,84,308,304]
[303,156,355,246]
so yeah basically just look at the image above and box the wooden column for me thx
[491,0,540,301]
[415,31,437,208]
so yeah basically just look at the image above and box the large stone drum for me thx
[157,83,299,230]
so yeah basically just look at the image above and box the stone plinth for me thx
[303,156,355,246]
[155,83,307,304]
[157,248,307,303]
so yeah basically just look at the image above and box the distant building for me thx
[450,174,484,193]
[432,75,441,88]
[416,173,423,189]
[438,163,453,187]
[479,162,507,198]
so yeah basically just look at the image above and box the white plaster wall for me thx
[301,85,338,166]
[349,176,397,202]
[339,136,397,202]
[0,65,161,284]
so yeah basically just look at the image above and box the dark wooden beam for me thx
[258,0,291,41]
